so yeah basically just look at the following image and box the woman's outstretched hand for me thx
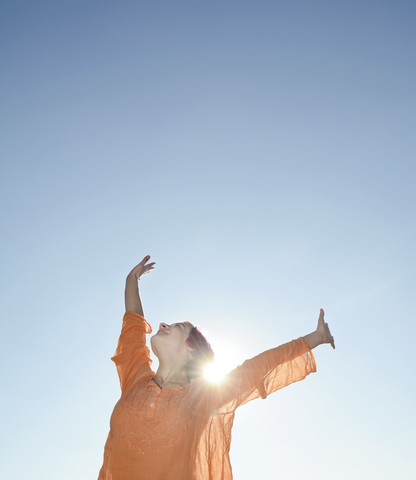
[127,255,156,280]
[125,256,155,314]
[316,308,335,349]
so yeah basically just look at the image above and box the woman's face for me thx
[150,322,193,359]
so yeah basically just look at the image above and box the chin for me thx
[150,334,160,356]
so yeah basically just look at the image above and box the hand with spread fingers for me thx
[127,255,156,281]
[125,255,156,315]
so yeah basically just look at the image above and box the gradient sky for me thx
[1,1,415,479]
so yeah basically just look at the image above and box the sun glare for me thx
[204,360,227,383]
[203,339,243,384]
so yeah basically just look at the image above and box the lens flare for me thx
[204,360,227,383]
[202,339,244,384]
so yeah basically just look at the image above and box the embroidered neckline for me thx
[151,377,188,390]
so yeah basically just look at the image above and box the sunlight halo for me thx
[202,339,243,384]
[204,360,228,383]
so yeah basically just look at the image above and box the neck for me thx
[153,361,189,388]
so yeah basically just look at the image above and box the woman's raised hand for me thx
[316,308,335,349]
[127,255,156,280]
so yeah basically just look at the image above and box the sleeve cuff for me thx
[298,337,317,372]
[123,311,153,333]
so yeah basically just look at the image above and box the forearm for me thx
[124,275,144,316]
[303,330,324,350]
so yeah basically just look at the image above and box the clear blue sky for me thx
[1,1,415,479]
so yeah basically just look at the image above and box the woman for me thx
[98,255,335,480]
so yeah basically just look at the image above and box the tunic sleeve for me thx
[191,338,316,480]
[111,311,153,393]
[214,337,316,412]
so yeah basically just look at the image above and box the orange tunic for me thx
[98,312,316,480]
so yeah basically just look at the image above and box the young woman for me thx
[98,255,335,480]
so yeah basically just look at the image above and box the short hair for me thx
[185,325,214,380]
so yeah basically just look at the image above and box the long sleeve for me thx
[192,338,317,480]
[111,311,154,393]
[214,337,316,412]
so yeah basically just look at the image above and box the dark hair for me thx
[185,325,214,380]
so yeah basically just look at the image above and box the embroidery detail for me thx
[110,380,191,456]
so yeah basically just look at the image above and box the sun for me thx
[203,360,228,383]
[202,339,243,384]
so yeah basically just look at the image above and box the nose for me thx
[159,323,169,330]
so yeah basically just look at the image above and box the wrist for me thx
[304,330,323,350]
[126,273,139,282]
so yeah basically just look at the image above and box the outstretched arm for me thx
[125,255,156,315]
[303,308,335,350]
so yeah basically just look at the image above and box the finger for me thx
[141,265,155,275]
[317,308,325,327]
[325,322,335,349]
